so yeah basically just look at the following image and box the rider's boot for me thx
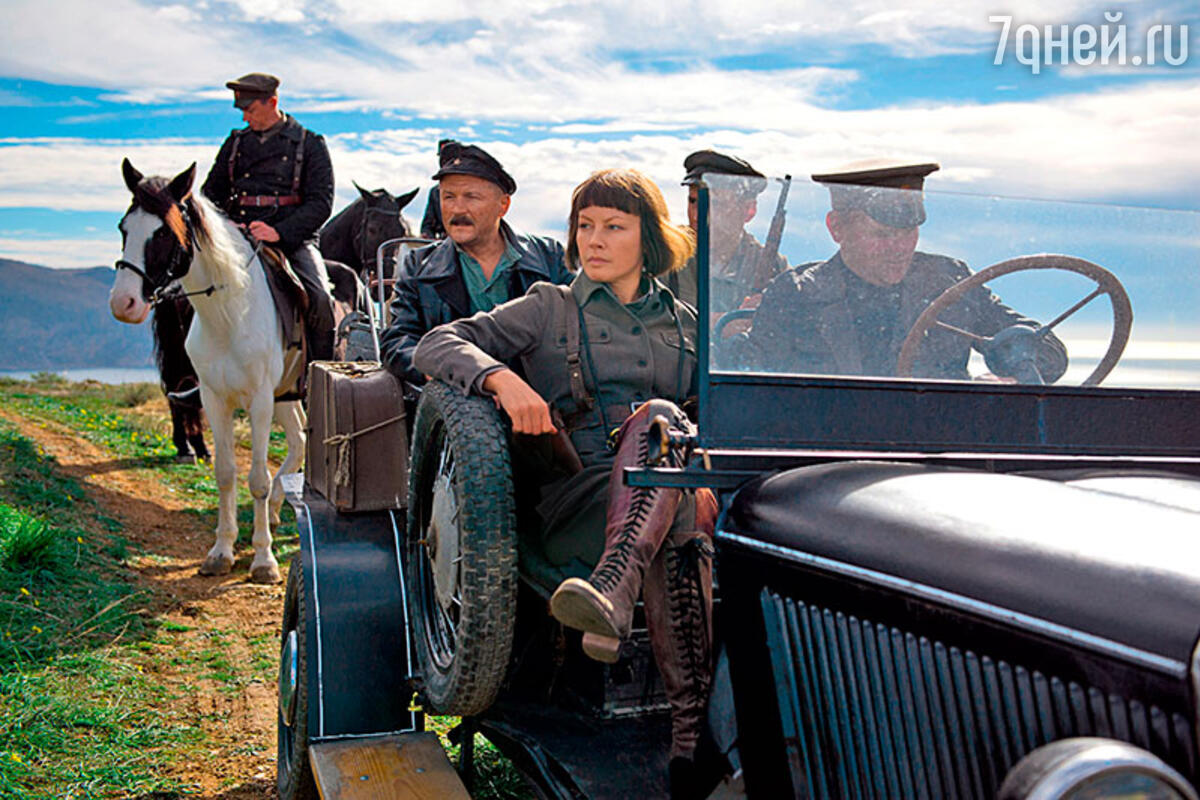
[289,242,336,362]
[549,400,691,662]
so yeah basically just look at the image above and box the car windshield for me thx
[704,172,1200,390]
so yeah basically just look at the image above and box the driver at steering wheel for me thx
[742,159,1068,381]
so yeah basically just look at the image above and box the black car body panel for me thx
[722,461,1200,666]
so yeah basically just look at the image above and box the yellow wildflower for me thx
[9,753,20,763]
[31,626,41,634]
[18,588,29,597]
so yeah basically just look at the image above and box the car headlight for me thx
[999,738,1197,800]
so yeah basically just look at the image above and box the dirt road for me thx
[1,404,281,799]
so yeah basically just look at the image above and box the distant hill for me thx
[0,258,154,370]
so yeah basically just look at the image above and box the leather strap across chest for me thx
[227,125,307,197]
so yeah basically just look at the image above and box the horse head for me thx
[352,181,419,277]
[111,159,199,324]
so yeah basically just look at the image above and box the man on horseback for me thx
[380,140,570,385]
[201,72,337,367]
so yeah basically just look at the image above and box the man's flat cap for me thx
[432,140,516,194]
[226,72,280,95]
[226,73,279,108]
[813,158,940,228]
[682,149,767,194]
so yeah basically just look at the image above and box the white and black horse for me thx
[111,159,307,584]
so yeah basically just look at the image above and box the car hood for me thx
[722,461,1200,670]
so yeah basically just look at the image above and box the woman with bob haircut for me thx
[415,168,720,797]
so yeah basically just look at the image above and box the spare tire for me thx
[405,380,517,716]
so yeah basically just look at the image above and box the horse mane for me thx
[319,196,362,264]
[185,192,253,323]
[132,176,188,248]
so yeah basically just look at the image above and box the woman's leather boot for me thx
[549,400,691,662]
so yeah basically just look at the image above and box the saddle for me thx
[258,245,309,401]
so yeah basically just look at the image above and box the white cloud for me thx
[0,0,1139,119]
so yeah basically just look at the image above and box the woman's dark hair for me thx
[566,168,694,277]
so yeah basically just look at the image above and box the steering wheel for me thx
[896,254,1132,386]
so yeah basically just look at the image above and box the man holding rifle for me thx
[670,150,787,318]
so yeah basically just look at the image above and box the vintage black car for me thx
[276,175,1200,799]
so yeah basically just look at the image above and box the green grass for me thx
[0,383,300,555]
[0,377,531,798]
[0,418,200,797]
[0,653,202,798]
[427,715,534,799]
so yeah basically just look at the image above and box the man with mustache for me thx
[381,140,569,385]
[742,159,1067,381]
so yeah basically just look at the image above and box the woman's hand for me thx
[482,369,557,435]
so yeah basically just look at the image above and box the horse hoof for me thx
[175,453,197,464]
[199,555,234,576]
[251,564,282,584]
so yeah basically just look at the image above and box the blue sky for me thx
[0,0,1197,267]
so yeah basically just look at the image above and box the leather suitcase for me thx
[306,361,409,511]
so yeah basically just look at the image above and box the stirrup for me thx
[167,385,202,409]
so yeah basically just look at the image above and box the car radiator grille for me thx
[762,589,1196,799]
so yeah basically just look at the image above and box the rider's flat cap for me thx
[226,72,280,107]
[432,140,516,194]
[813,158,940,228]
[682,149,767,195]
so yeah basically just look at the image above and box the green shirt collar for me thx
[457,232,522,313]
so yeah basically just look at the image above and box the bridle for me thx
[355,204,405,274]
[115,198,253,307]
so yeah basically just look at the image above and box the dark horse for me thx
[319,182,419,280]
[155,297,209,462]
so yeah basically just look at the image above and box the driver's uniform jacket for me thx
[380,221,569,386]
[200,115,334,252]
[742,251,1067,380]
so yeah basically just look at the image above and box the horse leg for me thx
[200,391,238,576]
[248,389,281,584]
[186,406,210,462]
[168,399,193,461]
[269,400,306,528]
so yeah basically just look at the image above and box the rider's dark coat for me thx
[379,221,569,385]
[200,115,334,252]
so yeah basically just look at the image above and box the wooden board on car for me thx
[309,732,470,799]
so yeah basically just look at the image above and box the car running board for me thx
[309,732,470,799]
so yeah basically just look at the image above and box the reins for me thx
[115,214,263,308]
